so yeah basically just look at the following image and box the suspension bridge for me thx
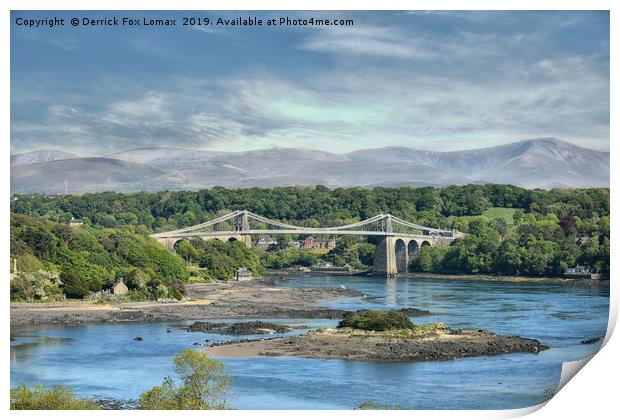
[151,210,462,275]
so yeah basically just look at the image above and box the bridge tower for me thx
[234,210,250,232]
[233,210,252,247]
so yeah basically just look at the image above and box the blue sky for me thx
[11,10,609,155]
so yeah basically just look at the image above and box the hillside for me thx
[10,157,182,194]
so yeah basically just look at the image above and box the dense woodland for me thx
[10,185,609,301]
[10,185,609,231]
[10,214,188,301]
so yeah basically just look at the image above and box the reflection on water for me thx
[10,275,609,410]
[10,336,74,363]
[385,278,397,306]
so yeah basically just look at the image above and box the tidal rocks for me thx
[186,321,225,332]
[396,307,433,317]
[220,321,293,335]
[580,337,602,345]
[95,397,138,410]
[186,320,293,335]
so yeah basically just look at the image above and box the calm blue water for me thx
[11,275,609,409]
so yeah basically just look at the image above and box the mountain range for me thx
[10,138,609,194]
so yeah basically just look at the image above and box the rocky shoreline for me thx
[10,281,429,327]
[12,271,604,327]
[269,269,610,286]
[204,326,549,362]
[377,272,608,286]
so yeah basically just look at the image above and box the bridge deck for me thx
[151,229,451,239]
[150,210,460,241]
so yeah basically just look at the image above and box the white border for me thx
[3,1,617,419]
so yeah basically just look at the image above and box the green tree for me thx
[417,247,434,272]
[176,240,198,264]
[357,401,403,410]
[116,211,139,226]
[139,350,232,410]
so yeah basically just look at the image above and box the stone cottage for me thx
[112,279,129,295]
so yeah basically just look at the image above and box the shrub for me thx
[10,384,100,410]
[10,272,63,302]
[15,253,43,273]
[357,400,403,410]
[139,350,232,410]
[60,271,91,299]
[338,310,415,331]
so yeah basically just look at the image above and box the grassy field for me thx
[482,207,517,226]
[457,207,516,226]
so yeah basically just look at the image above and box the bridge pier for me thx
[373,237,398,276]
[239,235,252,247]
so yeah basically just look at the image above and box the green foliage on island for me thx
[10,384,100,410]
[10,213,188,300]
[175,238,263,281]
[338,310,416,331]
[139,349,232,410]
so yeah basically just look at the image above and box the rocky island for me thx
[204,310,548,362]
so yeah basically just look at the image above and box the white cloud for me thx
[106,94,166,119]
[299,26,436,59]
[10,12,609,155]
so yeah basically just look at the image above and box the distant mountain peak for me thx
[11,149,79,167]
[11,138,609,193]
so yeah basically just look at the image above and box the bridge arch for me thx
[168,237,186,251]
[407,239,420,256]
[173,238,190,251]
[421,240,431,247]
[395,239,408,273]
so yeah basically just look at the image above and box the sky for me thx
[10,10,610,155]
